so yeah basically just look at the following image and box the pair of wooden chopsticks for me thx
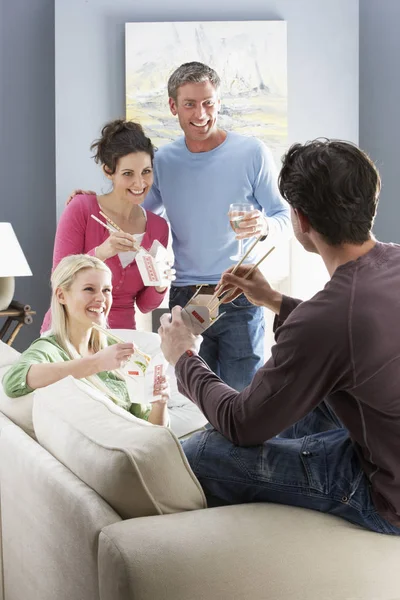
[99,210,121,231]
[91,322,151,363]
[90,212,142,252]
[184,235,272,312]
[208,245,276,312]
[205,233,263,310]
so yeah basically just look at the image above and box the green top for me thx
[2,334,151,421]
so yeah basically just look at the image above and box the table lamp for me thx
[0,223,32,310]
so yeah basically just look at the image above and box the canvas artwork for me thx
[125,21,287,164]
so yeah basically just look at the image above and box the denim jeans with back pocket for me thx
[182,401,400,535]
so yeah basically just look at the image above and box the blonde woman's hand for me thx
[94,343,135,372]
[148,375,170,425]
[95,231,136,261]
[153,374,170,404]
[66,189,96,205]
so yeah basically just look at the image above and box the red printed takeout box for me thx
[136,240,170,287]
[121,347,168,405]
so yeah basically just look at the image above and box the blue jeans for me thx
[182,401,400,535]
[169,285,264,391]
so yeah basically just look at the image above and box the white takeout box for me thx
[121,350,168,405]
[136,240,170,287]
[181,294,225,335]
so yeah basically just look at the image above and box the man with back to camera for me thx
[158,138,400,535]
[143,61,290,392]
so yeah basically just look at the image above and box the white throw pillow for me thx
[33,376,207,519]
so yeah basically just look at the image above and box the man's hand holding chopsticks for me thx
[233,209,269,240]
[216,265,283,314]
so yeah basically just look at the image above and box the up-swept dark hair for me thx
[278,139,381,246]
[91,119,154,175]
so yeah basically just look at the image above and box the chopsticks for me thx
[91,322,151,363]
[185,235,265,311]
[99,210,121,232]
[231,234,264,276]
[91,214,114,233]
[208,246,276,312]
[90,212,142,252]
[206,234,263,309]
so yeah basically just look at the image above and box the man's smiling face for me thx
[169,79,221,146]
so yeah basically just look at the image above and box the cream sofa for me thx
[1,338,400,600]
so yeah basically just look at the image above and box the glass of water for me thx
[228,202,255,261]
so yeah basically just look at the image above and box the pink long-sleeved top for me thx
[41,194,169,331]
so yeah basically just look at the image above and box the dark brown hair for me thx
[90,119,155,175]
[279,139,381,246]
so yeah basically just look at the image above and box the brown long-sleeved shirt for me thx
[176,241,400,526]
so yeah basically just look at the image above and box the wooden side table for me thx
[0,301,36,346]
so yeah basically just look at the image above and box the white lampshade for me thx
[0,223,32,310]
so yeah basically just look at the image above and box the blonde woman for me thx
[3,254,168,426]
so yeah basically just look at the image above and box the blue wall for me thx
[360,0,400,243]
[0,0,55,349]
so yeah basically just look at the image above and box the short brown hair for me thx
[279,139,381,246]
[167,62,221,102]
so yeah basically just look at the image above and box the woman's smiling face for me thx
[107,151,154,204]
[56,267,113,329]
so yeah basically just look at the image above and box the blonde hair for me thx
[49,254,124,402]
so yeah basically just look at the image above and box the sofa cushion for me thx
[33,376,206,519]
[0,342,35,438]
[98,503,400,600]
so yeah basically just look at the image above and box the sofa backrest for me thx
[33,376,206,520]
[0,331,206,441]
[0,412,12,600]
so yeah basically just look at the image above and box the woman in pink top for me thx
[42,120,171,331]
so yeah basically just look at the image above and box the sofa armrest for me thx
[98,503,400,600]
[0,412,15,600]
[0,421,121,600]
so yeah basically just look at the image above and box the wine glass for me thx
[229,203,255,261]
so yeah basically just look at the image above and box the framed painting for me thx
[125,20,287,163]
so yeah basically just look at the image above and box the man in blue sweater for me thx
[144,62,290,391]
